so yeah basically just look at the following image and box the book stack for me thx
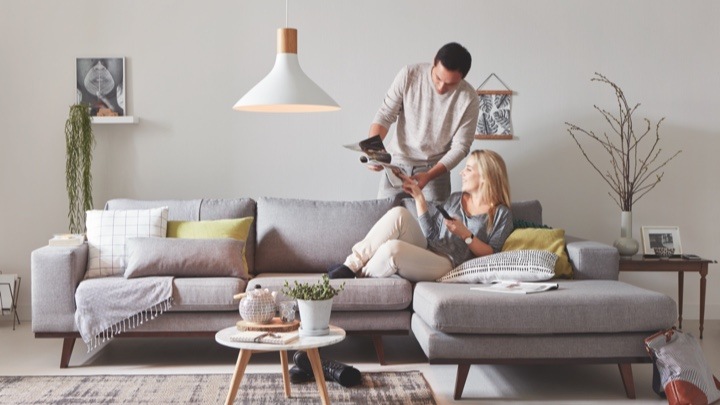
[229,330,300,345]
[48,234,84,246]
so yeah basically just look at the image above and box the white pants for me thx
[343,207,453,282]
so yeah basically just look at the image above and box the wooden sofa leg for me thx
[454,363,471,400]
[618,363,636,399]
[371,335,386,365]
[60,338,76,368]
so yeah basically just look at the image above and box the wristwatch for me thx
[464,233,474,245]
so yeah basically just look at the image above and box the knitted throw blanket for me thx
[74,276,173,352]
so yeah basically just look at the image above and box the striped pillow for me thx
[437,250,557,283]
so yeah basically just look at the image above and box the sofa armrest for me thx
[31,244,88,332]
[566,239,619,280]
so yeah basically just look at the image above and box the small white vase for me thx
[613,211,639,257]
[297,298,333,337]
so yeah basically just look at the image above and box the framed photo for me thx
[641,226,682,256]
[76,57,126,117]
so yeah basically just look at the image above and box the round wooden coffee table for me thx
[215,325,346,405]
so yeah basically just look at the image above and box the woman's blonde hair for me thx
[469,149,511,231]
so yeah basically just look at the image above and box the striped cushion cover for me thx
[437,250,557,283]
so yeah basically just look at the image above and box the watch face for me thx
[465,236,473,244]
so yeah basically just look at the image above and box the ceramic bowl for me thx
[653,246,675,259]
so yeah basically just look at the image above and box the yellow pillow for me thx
[501,228,573,279]
[167,217,254,274]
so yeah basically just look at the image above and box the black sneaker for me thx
[288,365,314,384]
[293,350,362,387]
[327,264,356,279]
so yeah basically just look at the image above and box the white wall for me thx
[1,0,719,322]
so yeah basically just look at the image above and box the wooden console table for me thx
[619,257,716,338]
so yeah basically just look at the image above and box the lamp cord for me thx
[285,0,288,27]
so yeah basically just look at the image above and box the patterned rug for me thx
[0,371,435,404]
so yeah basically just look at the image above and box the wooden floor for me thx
[2,319,718,404]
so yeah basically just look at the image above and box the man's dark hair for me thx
[434,42,472,78]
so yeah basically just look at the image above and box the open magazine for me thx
[471,281,559,295]
[343,135,405,188]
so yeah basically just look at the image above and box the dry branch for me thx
[565,73,681,211]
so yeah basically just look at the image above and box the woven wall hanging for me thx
[475,73,513,140]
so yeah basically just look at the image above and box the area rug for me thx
[0,371,435,404]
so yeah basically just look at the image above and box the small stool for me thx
[0,273,21,330]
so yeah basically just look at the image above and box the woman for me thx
[328,149,514,282]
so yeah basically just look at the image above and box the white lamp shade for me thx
[234,28,339,113]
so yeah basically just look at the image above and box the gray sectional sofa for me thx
[31,197,677,399]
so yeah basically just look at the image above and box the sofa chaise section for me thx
[410,202,678,400]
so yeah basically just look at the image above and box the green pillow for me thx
[501,228,573,279]
[167,217,254,274]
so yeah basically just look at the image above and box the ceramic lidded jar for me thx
[238,285,276,324]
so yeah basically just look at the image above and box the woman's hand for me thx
[444,218,471,239]
[400,173,423,199]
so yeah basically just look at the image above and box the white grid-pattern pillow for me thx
[437,250,557,283]
[85,207,169,278]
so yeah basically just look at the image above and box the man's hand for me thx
[411,172,432,190]
[365,164,383,172]
[400,173,423,199]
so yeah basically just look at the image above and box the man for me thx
[369,42,480,202]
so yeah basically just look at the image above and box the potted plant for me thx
[281,275,344,336]
[65,103,95,234]
[565,73,681,256]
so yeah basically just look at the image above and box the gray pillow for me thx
[437,250,557,283]
[124,238,246,279]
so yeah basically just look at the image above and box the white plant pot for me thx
[297,298,333,337]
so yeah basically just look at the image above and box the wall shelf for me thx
[91,116,139,124]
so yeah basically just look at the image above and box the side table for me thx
[215,325,346,405]
[619,256,716,338]
[0,274,21,330]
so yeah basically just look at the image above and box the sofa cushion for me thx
[254,197,395,274]
[502,228,573,279]
[169,277,246,312]
[249,274,412,311]
[85,207,168,278]
[124,238,247,279]
[106,199,201,220]
[167,217,253,272]
[106,198,258,274]
[437,250,557,283]
[412,280,677,334]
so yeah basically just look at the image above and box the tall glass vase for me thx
[613,211,639,257]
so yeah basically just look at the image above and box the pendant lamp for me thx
[233,2,340,113]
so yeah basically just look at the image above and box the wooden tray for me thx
[236,317,300,332]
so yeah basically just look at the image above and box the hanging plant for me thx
[65,104,95,234]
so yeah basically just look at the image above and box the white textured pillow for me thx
[437,250,558,283]
[85,207,168,278]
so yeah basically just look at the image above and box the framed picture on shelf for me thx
[641,226,682,256]
[76,57,126,117]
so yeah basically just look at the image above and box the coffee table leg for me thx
[280,350,291,398]
[226,349,252,405]
[307,348,331,405]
